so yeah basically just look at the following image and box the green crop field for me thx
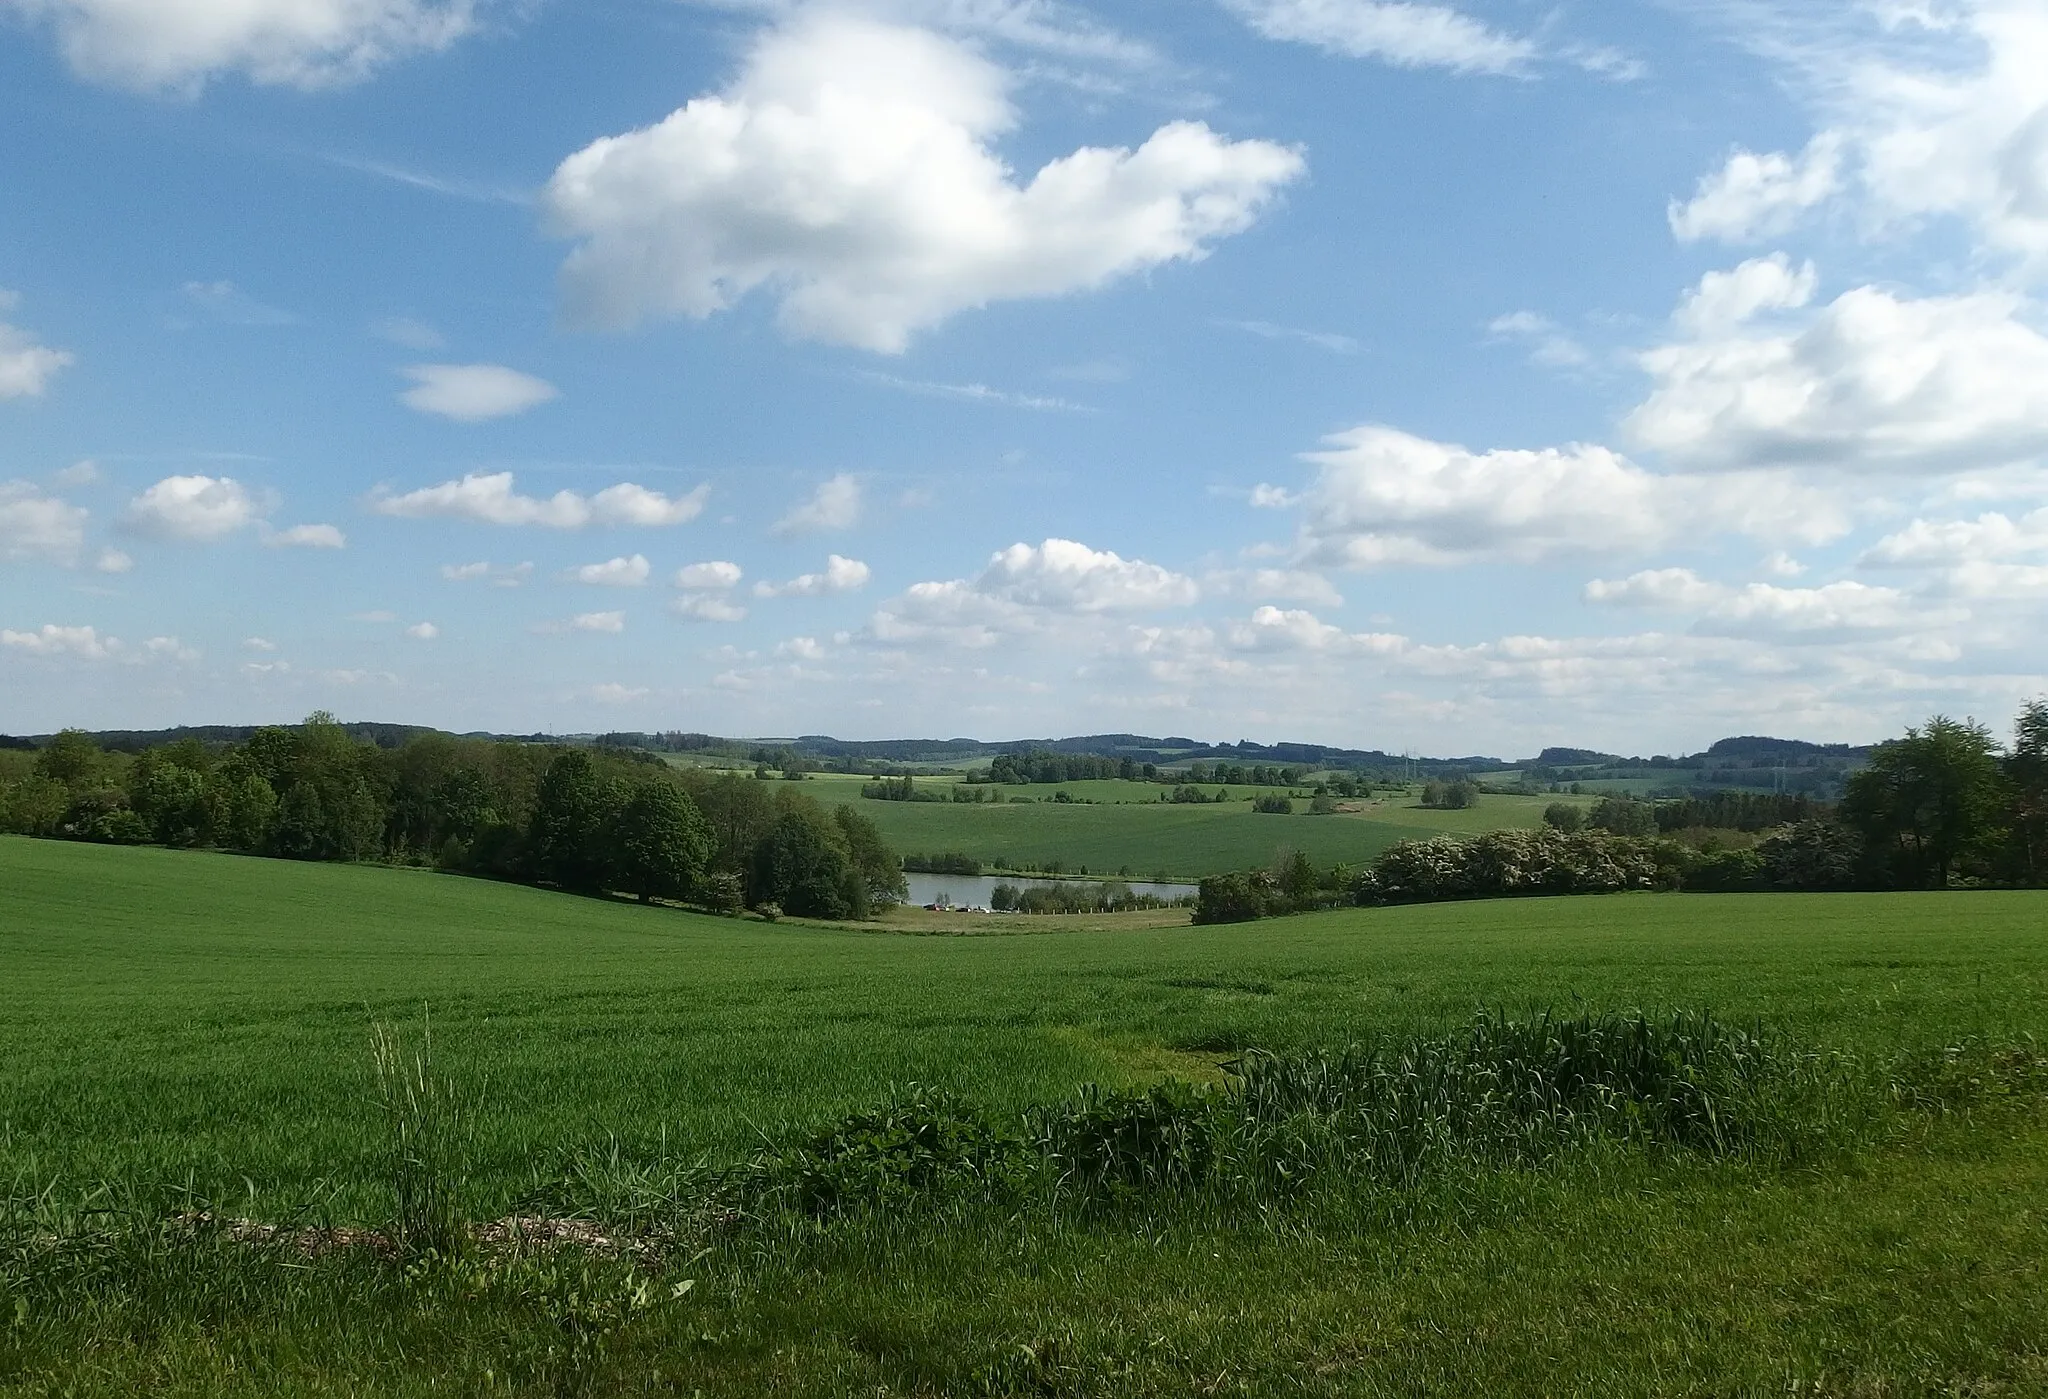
[795,775,1575,876]
[4,835,2047,1396]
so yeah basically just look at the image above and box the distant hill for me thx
[8,723,1875,797]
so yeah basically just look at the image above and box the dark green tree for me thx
[749,808,861,919]
[1840,715,2008,888]
[528,750,616,892]
[612,781,713,903]
[832,804,906,908]
[2005,700,2048,884]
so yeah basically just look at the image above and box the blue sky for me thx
[3,0,2046,755]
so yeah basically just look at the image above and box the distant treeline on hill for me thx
[0,715,905,920]
[9,723,1891,796]
[1193,706,2048,924]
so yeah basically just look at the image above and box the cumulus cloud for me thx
[1585,568,1957,638]
[399,364,559,422]
[1224,605,1407,654]
[675,560,744,589]
[543,12,1304,351]
[372,472,708,528]
[1679,2,2048,270]
[1222,0,1536,75]
[0,481,88,563]
[1203,567,1345,608]
[774,475,862,536]
[1669,137,1843,244]
[565,554,651,587]
[95,548,133,574]
[672,593,749,623]
[0,295,74,399]
[123,475,260,541]
[441,559,532,585]
[1860,508,2048,567]
[1279,424,1846,569]
[1627,264,2048,474]
[2,0,485,92]
[263,523,346,549]
[755,554,872,598]
[405,621,439,640]
[870,539,1196,646]
[1486,311,1591,369]
[1,623,113,658]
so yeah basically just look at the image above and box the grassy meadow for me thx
[797,774,1574,877]
[4,835,2047,1394]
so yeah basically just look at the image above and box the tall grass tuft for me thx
[563,1011,1847,1235]
[370,1017,477,1256]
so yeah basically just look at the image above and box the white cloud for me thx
[0,303,74,399]
[52,459,99,488]
[1671,253,1816,336]
[1585,568,1956,638]
[1204,567,1345,608]
[672,593,749,623]
[859,373,1086,411]
[405,621,439,640]
[399,364,559,422]
[675,560,744,589]
[565,554,651,587]
[1,623,112,658]
[1860,508,2048,567]
[263,522,346,549]
[144,635,199,662]
[1487,311,1591,369]
[573,610,626,634]
[778,635,827,660]
[1627,269,2048,474]
[1223,0,1537,74]
[543,12,1303,351]
[755,554,872,598]
[1224,605,1408,654]
[372,472,708,528]
[1220,319,1360,354]
[180,279,295,327]
[870,538,1196,647]
[0,481,88,563]
[1281,424,1846,569]
[123,475,260,541]
[3,0,485,92]
[1669,137,1843,244]
[441,561,491,581]
[1682,3,2048,271]
[774,475,863,536]
[95,547,133,574]
[588,681,650,704]
[243,636,278,651]
[374,316,445,350]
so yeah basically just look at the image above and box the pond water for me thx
[903,873,1199,910]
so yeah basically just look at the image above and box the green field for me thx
[4,836,2047,1395]
[795,775,1574,877]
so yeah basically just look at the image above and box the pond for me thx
[902,872,1199,910]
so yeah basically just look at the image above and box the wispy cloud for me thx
[858,372,1091,412]
[1219,318,1360,354]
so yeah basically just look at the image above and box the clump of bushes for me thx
[1359,828,1678,906]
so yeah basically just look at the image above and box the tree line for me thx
[1193,704,2048,923]
[0,714,905,919]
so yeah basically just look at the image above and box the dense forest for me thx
[0,714,904,920]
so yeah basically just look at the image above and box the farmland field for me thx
[4,835,2047,1395]
[796,774,1578,876]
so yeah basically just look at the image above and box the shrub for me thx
[1252,794,1294,815]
